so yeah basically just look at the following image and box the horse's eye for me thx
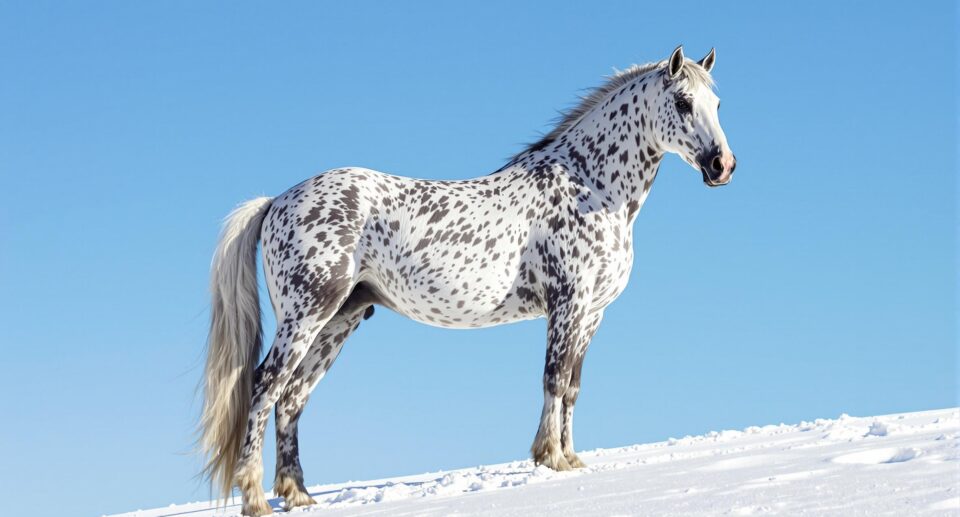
[675,97,691,114]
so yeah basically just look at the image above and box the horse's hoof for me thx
[565,453,587,468]
[275,473,316,509]
[534,445,573,471]
[283,490,317,509]
[550,455,574,471]
[241,500,273,517]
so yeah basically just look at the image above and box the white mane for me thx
[517,59,715,158]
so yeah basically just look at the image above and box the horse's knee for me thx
[563,383,580,405]
[543,368,572,400]
[544,344,588,399]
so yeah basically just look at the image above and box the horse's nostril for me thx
[710,156,724,173]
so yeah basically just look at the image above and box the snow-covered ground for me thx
[116,408,959,516]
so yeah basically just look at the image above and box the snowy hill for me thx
[115,408,958,516]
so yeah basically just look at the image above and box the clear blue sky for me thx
[0,2,956,516]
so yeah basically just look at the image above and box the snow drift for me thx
[113,408,959,516]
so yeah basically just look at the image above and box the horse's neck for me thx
[522,111,662,220]
[570,85,662,213]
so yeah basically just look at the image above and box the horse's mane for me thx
[515,59,714,159]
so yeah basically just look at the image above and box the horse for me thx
[199,45,736,516]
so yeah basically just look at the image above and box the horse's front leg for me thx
[531,294,601,471]
[560,312,603,468]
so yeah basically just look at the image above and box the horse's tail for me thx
[199,196,273,498]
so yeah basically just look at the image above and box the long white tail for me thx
[199,196,273,498]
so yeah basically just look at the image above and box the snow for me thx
[112,408,959,516]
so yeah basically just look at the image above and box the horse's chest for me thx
[590,233,635,309]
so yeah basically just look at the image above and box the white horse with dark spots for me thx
[200,46,737,516]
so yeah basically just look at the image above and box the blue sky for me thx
[0,1,956,516]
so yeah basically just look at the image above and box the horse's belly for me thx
[353,181,541,329]
[364,257,541,329]
[391,292,540,329]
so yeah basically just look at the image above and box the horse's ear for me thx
[668,45,685,78]
[698,48,716,72]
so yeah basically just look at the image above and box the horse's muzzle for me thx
[698,147,736,187]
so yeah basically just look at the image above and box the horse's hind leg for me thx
[234,283,352,517]
[274,288,374,508]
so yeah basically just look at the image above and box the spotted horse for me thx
[199,46,737,516]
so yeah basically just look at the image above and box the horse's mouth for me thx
[701,169,732,187]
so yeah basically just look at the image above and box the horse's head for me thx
[653,46,736,187]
